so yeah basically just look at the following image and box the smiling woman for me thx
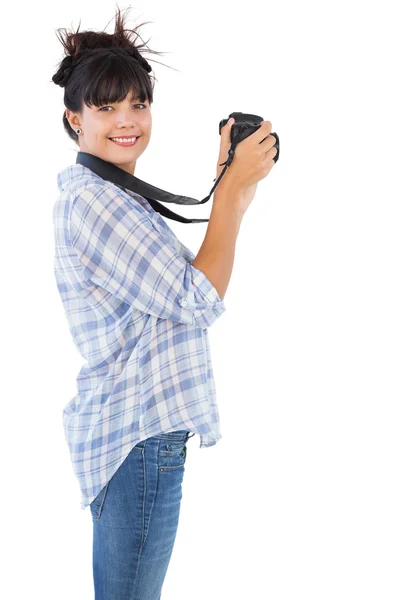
[51,6,220,600]
[51,4,174,175]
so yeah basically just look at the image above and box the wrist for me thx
[213,187,244,216]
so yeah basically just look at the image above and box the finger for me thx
[254,121,273,144]
[259,133,277,151]
[263,145,278,161]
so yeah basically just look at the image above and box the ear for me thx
[65,109,80,130]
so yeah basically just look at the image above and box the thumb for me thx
[217,117,235,176]
[219,117,235,156]
[222,117,235,142]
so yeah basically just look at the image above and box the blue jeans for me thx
[89,430,195,600]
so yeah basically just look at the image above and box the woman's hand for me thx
[215,117,269,214]
[215,137,258,214]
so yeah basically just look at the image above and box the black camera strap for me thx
[75,150,235,224]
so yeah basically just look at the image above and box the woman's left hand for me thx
[215,130,258,210]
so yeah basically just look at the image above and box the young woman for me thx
[51,5,276,599]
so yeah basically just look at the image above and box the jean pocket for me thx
[158,438,188,471]
[89,481,109,520]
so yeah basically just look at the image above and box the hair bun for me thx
[52,54,78,88]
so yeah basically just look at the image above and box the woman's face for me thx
[65,90,152,176]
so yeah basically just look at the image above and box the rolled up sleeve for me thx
[69,183,226,329]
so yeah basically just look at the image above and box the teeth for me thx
[111,137,137,143]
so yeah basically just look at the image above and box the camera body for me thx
[219,112,280,163]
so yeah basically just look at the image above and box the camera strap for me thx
[75,148,238,224]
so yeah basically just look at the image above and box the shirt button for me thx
[179,298,188,307]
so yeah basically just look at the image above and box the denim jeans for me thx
[89,430,195,600]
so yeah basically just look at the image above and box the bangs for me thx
[82,53,152,109]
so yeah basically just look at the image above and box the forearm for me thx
[192,185,244,300]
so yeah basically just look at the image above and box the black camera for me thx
[218,112,280,166]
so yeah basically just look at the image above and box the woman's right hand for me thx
[215,119,277,214]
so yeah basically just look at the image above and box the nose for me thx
[116,111,136,128]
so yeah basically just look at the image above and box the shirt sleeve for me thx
[69,182,226,329]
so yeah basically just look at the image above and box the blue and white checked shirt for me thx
[52,163,227,510]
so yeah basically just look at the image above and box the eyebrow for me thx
[101,95,145,106]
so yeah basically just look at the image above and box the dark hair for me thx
[51,4,175,144]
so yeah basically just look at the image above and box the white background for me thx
[1,1,400,598]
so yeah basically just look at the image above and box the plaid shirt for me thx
[52,163,226,511]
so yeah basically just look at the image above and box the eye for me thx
[99,104,147,112]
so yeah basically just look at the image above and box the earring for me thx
[76,128,82,135]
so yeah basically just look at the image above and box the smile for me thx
[109,137,140,147]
